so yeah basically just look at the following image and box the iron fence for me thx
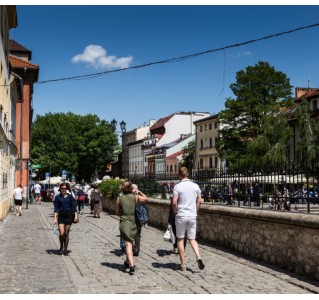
[136,161,319,214]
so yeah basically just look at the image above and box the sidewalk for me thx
[0,202,318,294]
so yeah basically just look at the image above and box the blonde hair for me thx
[179,166,189,178]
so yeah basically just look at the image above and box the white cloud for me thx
[235,51,252,58]
[71,45,133,69]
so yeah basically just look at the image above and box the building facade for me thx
[194,114,221,173]
[0,6,19,220]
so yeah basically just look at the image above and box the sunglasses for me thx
[60,188,67,190]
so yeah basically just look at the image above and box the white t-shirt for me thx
[33,183,41,194]
[53,186,60,197]
[173,179,201,217]
[13,187,23,200]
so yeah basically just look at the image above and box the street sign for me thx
[31,164,42,169]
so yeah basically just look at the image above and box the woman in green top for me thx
[116,180,139,275]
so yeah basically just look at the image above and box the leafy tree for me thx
[216,61,293,167]
[295,98,318,164]
[31,112,118,182]
[180,140,195,171]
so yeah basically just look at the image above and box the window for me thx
[215,157,218,169]
[200,126,203,132]
[200,140,203,149]
[313,100,318,111]
[214,122,218,129]
[209,123,212,130]
[209,138,213,148]
[209,157,213,168]
[200,159,203,169]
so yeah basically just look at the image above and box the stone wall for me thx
[101,197,319,281]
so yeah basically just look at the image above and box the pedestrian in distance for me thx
[13,184,23,216]
[33,181,42,204]
[172,166,205,271]
[76,187,85,215]
[53,183,78,256]
[131,183,148,256]
[91,185,102,218]
[115,180,138,275]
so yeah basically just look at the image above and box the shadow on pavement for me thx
[101,262,127,273]
[156,249,173,257]
[151,262,177,270]
[109,249,125,256]
[46,249,70,256]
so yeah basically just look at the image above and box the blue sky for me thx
[9,4,319,132]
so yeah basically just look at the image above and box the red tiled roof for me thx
[150,114,174,130]
[9,55,39,69]
[166,150,184,159]
[295,90,319,101]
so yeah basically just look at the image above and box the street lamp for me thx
[120,120,126,133]
[111,119,117,132]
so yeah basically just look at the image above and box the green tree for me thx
[31,112,118,182]
[295,98,318,164]
[216,61,293,167]
[180,140,195,171]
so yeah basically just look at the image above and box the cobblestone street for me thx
[0,202,318,294]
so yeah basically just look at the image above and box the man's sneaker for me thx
[175,264,185,271]
[173,247,178,254]
[197,258,205,270]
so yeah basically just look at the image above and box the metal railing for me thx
[136,161,319,214]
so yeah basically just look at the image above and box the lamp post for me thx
[111,119,126,178]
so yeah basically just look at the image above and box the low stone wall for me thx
[101,196,319,281]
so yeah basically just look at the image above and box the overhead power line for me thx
[27,22,319,84]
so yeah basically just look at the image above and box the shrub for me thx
[98,179,123,199]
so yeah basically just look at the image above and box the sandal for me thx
[124,261,129,269]
[129,266,135,275]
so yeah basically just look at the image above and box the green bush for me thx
[98,179,123,199]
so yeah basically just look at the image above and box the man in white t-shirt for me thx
[13,184,23,216]
[172,166,205,271]
[53,182,60,199]
[33,181,42,204]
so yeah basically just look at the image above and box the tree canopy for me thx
[216,61,293,167]
[31,112,118,182]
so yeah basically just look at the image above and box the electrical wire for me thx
[3,22,319,86]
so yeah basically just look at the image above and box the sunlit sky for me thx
[7,1,319,132]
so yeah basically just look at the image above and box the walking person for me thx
[172,166,205,271]
[91,185,102,218]
[115,180,137,275]
[53,183,78,256]
[13,184,23,216]
[76,187,85,215]
[33,181,42,204]
[132,183,148,256]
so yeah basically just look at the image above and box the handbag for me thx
[72,212,79,224]
[163,225,171,242]
[169,224,176,244]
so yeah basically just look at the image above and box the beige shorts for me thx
[175,216,197,240]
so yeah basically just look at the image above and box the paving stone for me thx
[0,202,317,294]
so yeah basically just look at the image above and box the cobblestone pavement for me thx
[0,202,318,294]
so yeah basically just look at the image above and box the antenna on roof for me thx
[308,77,311,88]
